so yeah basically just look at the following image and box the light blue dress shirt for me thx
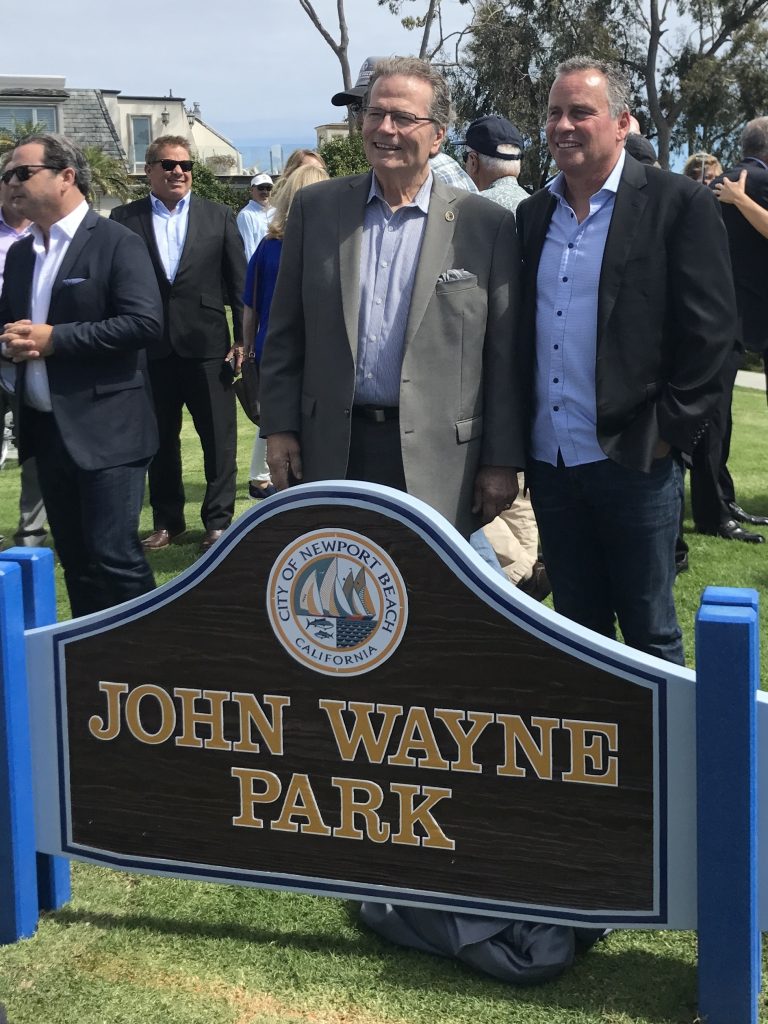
[150,190,190,282]
[355,172,431,406]
[531,150,626,467]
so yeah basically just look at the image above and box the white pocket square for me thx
[62,277,87,286]
[437,268,474,282]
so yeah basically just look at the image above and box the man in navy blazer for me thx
[111,136,246,553]
[516,57,736,664]
[0,134,162,617]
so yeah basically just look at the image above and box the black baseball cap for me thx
[331,56,386,106]
[462,115,524,159]
[624,132,657,165]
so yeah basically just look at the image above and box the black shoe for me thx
[717,519,765,543]
[726,501,768,527]
[675,553,689,575]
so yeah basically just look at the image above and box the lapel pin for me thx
[445,210,455,222]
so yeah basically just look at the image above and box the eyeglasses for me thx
[1,164,60,185]
[462,150,474,164]
[149,159,194,172]
[256,185,272,193]
[362,107,436,130]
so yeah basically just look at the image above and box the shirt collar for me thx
[150,190,191,216]
[367,170,433,214]
[31,198,89,245]
[548,148,626,201]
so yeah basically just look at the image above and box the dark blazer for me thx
[110,193,246,359]
[0,210,162,470]
[711,160,768,352]
[516,154,737,472]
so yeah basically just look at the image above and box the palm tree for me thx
[81,145,133,203]
[0,119,49,156]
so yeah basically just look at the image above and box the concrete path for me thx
[736,369,765,390]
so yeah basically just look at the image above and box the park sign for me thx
[20,482,698,928]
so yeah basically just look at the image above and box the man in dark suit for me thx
[0,134,162,616]
[517,57,736,664]
[111,136,246,553]
[691,118,768,540]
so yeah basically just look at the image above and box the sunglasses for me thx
[149,159,194,172]
[256,185,272,193]
[1,164,60,185]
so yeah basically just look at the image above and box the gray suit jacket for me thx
[259,173,524,536]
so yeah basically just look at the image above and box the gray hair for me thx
[366,56,453,130]
[475,151,521,177]
[17,133,91,196]
[742,117,768,161]
[554,56,631,119]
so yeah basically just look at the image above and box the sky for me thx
[7,0,470,144]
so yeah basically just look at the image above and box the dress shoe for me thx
[142,528,184,550]
[716,519,764,543]
[518,560,552,602]
[248,480,278,500]
[200,528,224,552]
[675,553,689,575]
[726,501,768,527]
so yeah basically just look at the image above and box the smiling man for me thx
[111,135,246,553]
[516,56,736,663]
[259,56,523,537]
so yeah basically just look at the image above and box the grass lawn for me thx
[0,388,766,1023]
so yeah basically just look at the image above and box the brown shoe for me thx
[200,528,224,552]
[142,528,184,550]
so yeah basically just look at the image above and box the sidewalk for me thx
[736,369,765,391]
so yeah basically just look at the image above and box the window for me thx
[130,116,152,171]
[0,105,57,133]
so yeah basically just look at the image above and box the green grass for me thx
[0,389,767,1023]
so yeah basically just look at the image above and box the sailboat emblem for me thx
[267,529,408,676]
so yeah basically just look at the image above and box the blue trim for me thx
[0,562,39,943]
[45,484,668,927]
[696,587,759,1024]
[0,549,71,912]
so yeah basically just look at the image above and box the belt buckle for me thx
[372,407,386,423]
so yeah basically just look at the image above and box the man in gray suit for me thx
[260,56,522,536]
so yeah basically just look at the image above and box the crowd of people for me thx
[0,53,766,647]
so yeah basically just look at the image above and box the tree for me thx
[298,1,353,100]
[81,145,133,203]
[0,120,49,156]
[319,132,369,176]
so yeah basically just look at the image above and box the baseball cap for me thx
[250,172,273,187]
[624,133,657,165]
[462,116,524,159]
[331,56,387,106]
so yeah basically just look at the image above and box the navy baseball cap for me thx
[331,56,387,106]
[462,115,524,158]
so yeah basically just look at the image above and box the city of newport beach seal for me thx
[267,529,408,676]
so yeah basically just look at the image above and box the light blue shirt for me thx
[355,172,432,406]
[531,150,626,466]
[150,190,191,282]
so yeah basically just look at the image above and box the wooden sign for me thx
[28,483,681,927]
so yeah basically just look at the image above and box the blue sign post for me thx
[696,586,760,1024]
[0,548,71,914]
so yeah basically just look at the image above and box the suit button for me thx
[344,408,350,417]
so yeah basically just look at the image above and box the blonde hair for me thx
[268,163,329,239]
[683,152,723,180]
[271,149,327,204]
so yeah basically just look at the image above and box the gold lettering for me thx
[231,768,281,827]
[496,715,558,779]
[561,720,619,786]
[388,707,450,770]
[232,693,290,755]
[433,708,493,773]
[320,700,402,762]
[390,783,455,850]
[271,773,332,836]
[124,684,176,745]
[332,777,390,842]
[175,688,230,750]
[88,681,128,741]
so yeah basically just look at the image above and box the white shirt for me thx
[25,199,90,412]
[236,200,274,260]
[150,190,190,281]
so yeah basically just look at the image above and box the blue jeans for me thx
[528,455,685,665]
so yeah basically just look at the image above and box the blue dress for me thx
[242,236,282,364]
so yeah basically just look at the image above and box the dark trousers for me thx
[528,455,685,665]
[29,410,155,618]
[346,413,407,491]
[690,347,739,531]
[147,354,237,532]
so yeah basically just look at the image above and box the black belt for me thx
[352,405,399,423]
